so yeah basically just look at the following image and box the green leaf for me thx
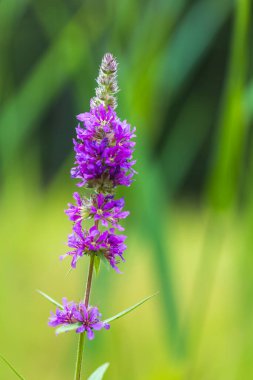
[37,289,63,309]
[0,354,26,380]
[99,253,110,271]
[104,292,158,324]
[87,363,110,380]
[56,323,82,335]
[94,255,101,276]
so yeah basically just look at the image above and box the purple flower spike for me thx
[49,299,109,340]
[48,54,137,362]
[62,54,136,271]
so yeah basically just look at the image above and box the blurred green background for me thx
[1,0,253,378]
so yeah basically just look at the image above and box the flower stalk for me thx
[84,255,95,308]
[74,254,95,380]
[74,333,85,380]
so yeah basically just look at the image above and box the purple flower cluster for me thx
[65,192,129,231]
[71,105,136,189]
[49,299,110,340]
[62,224,127,272]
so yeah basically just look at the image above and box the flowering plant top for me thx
[36,53,156,380]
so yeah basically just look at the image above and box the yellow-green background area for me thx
[1,0,253,379]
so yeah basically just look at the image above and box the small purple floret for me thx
[65,192,84,223]
[49,299,110,340]
[90,193,129,231]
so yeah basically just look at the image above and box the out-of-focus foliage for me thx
[1,0,253,379]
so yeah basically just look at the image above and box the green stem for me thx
[74,255,95,380]
[84,254,95,307]
[74,333,85,380]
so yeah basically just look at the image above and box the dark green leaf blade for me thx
[37,289,63,309]
[87,363,110,380]
[56,323,82,335]
[104,292,158,324]
[0,354,26,380]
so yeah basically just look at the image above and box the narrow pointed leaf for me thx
[65,266,73,277]
[0,354,26,380]
[56,323,82,334]
[88,363,110,380]
[94,255,101,276]
[104,292,158,324]
[37,290,63,309]
[99,253,110,270]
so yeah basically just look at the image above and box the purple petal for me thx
[76,325,85,334]
[92,322,104,331]
[87,328,95,340]
[76,113,86,122]
[89,307,99,321]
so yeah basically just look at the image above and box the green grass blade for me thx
[245,81,253,122]
[182,0,251,369]
[0,354,26,380]
[160,95,213,194]
[0,9,88,172]
[87,363,110,380]
[133,140,183,355]
[158,0,232,99]
[37,289,63,309]
[103,292,158,324]
[206,0,250,208]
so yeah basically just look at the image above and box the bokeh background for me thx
[1,0,253,379]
